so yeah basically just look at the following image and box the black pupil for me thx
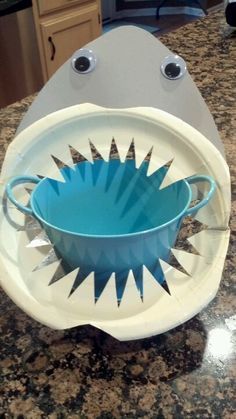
[165,62,181,78]
[74,56,90,72]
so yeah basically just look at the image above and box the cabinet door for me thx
[38,0,90,16]
[40,3,101,79]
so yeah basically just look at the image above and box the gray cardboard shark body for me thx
[18,26,224,157]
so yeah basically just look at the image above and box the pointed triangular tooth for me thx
[115,270,130,304]
[110,138,130,163]
[174,236,200,257]
[48,258,73,285]
[119,147,131,163]
[144,146,153,162]
[141,266,187,320]
[125,138,135,162]
[159,164,197,190]
[18,235,50,271]
[67,137,93,162]
[94,273,118,310]
[142,266,171,307]
[36,167,65,183]
[156,153,207,189]
[135,146,153,170]
[147,154,174,177]
[187,228,230,262]
[30,261,61,284]
[94,271,113,303]
[159,259,194,299]
[89,139,106,162]
[194,204,230,229]
[49,143,74,163]
[160,280,171,295]
[179,217,208,239]
[69,145,88,165]
[49,267,78,297]
[69,270,94,296]
[69,267,92,297]
[38,154,72,183]
[32,248,60,272]
[51,155,76,182]
[91,140,111,162]
[169,251,190,277]
[148,159,173,185]
[170,248,211,277]
[132,266,143,299]
[26,231,52,248]
[51,155,71,171]
[109,138,120,160]
[118,270,143,314]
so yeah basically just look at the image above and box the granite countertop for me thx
[0,10,236,419]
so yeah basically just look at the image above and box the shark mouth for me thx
[18,138,209,305]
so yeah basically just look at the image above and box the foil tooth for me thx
[27,231,52,248]
[17,215,41,232]
[32,248,59,272]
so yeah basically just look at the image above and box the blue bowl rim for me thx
[30,176,192,239]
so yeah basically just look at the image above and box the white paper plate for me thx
[0,104,231,340]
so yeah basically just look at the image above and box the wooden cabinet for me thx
[0,7,43,108]
[32,0,101,82]
[37,0,91,15]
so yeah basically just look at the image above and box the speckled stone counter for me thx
[0,10,236,419]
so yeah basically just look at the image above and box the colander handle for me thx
[185,175,216,216]
[6,175,41,216]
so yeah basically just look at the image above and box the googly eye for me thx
[161,55,187,80]
[71,49,97,74]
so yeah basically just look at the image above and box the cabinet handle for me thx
[48,36,56,61]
